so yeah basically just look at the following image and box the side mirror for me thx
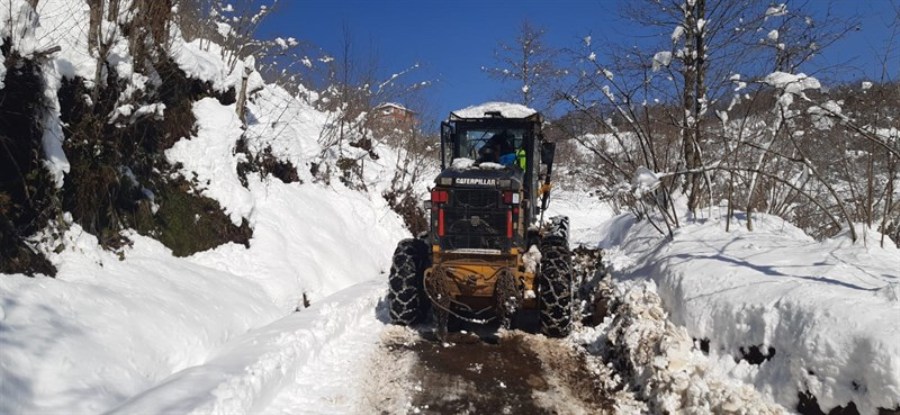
[540,142,556,165]
[440,121,453,170]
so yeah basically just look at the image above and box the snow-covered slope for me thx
[0,2,410,413]
[0,81,408,415]
[169,88,409,310]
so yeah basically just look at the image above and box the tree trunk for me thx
[682,0,706,214]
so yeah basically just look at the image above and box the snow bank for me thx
[240,84,329,180]
[574,280,787,414]
[0,0,86,185]
[107,281,386,415]
[33,0,96,81]
[188,176,407,310]
[451,101,537,119]
[576,132,638,156]
[603,213,900,413]
[0,226,282,414]
[179,85,408,310]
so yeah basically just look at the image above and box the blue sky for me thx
[259,0,898,124]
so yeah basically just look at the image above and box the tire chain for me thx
[547,215,570,241]
[424,266,454,337]
[494,269,522,329]
[539,234,574,337]
[388,238,429,325]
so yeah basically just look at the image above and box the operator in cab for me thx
[478,130,524,168]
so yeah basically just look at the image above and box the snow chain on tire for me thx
[388,238,430,325]
[539,216,574,337]
[546,215,570,241]
[494,269,522,330]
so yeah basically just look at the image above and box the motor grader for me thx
[387,103,574,337]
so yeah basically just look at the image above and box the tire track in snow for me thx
[261,304,389,414]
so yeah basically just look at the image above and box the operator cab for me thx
[430,103,552,254]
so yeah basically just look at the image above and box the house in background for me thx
[369,102,418,134]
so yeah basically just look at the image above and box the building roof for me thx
[373,102,416,114]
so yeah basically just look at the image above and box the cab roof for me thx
[449,102,541,122]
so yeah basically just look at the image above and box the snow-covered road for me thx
[102,275,636,414]
[262,303,630,414]
[261,291,388,414]
[255,270,788,415]
[104,249,789,415]
[107,281,388,414]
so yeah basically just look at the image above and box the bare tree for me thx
[482,20,565,112]
[558,0,867,242]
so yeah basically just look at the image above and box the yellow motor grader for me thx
[387,103,574,337]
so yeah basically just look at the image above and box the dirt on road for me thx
[369,326,623,415]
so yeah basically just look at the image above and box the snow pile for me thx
[2,0,82,186]
[580,279,787,414]
[169,37,264,93]
[177,83,409,310]
[33,0,95,80]
[451,157,477,170]
[545,189,618,246]
[451,101,537,119]
[601,212,900,414]
[263,293,393,414]
[577,132,636,155]
[448,157,506,171]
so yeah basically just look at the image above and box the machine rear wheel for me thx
[388,238,430,325]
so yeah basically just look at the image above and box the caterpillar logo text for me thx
[456,178,496,186]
